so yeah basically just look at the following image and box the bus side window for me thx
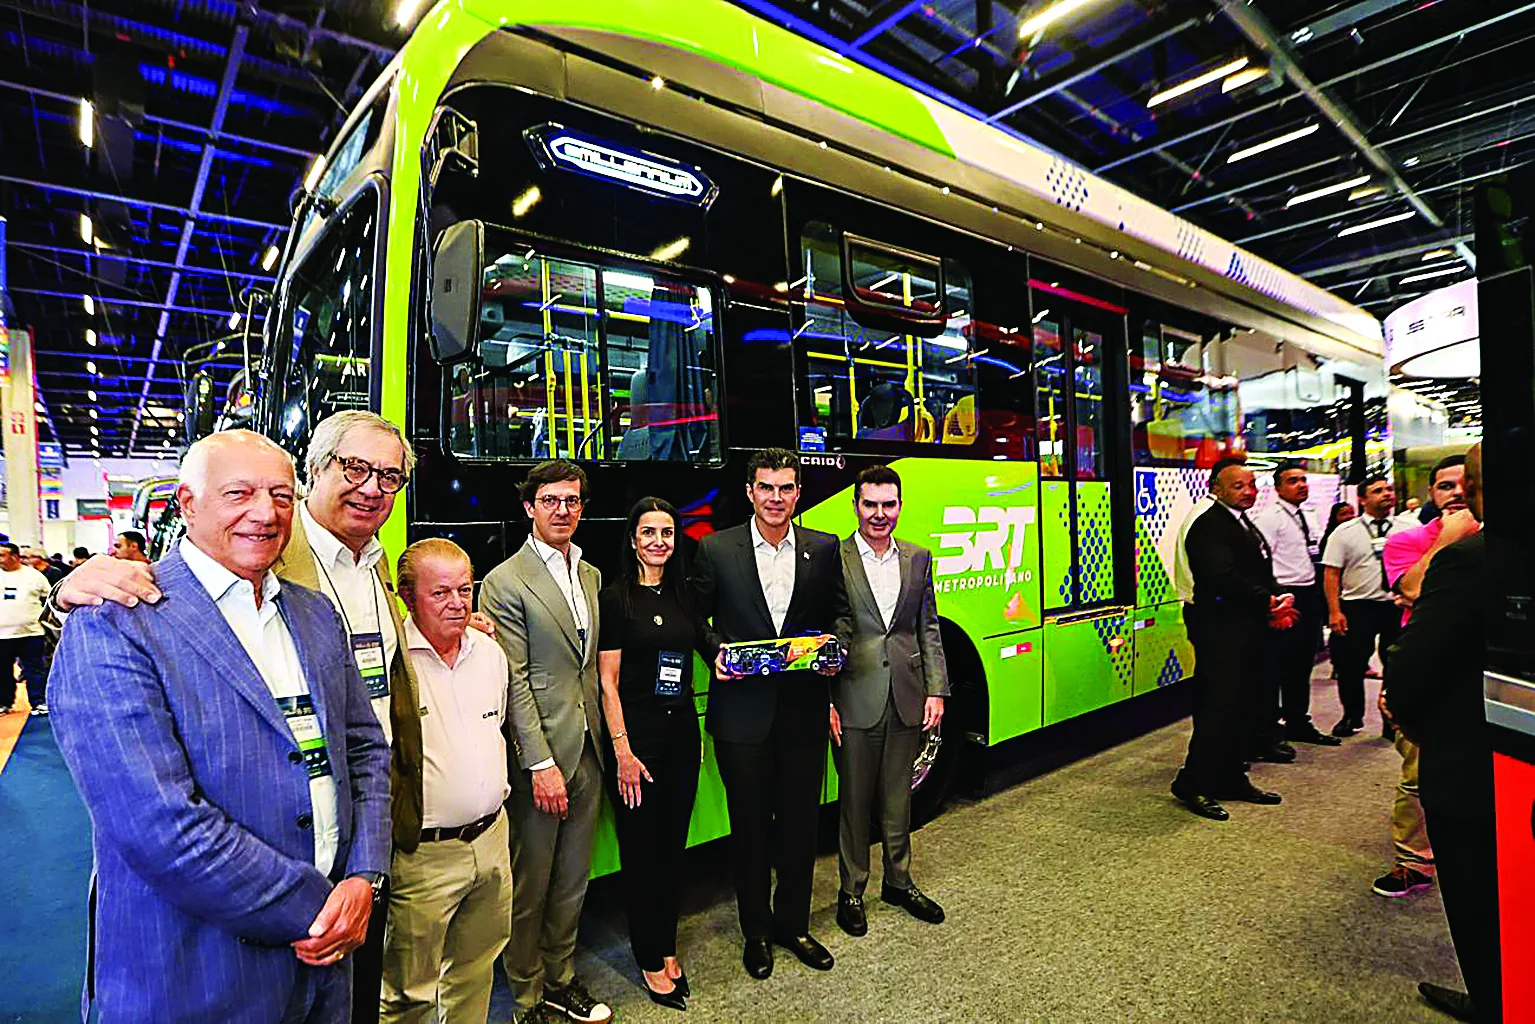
[273,188,380,459]
[447,244,720,463]
[796,222,977,452]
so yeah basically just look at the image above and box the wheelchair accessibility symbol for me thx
[1134,470,1158,517]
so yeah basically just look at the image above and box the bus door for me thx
[1030,275,1136,725]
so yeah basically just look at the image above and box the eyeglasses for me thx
[331,455,407,494]
[535,494,585,512]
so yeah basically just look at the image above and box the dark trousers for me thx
[1265,583,1324,737]
[607,708,701,972]
[833,694,923,896]
[713,722,825,939]
[348,879,387,1024]
[1420,797,1502,1021]
[0,635,48,708]
[1333,599,1401,723]
[1177,605,1264,795]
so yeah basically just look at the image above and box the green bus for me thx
[253,0,1387,874]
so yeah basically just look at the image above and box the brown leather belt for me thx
[419,810,499,844]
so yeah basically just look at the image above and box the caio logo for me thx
[931,506,1036,593]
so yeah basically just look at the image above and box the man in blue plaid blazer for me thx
[50,430,391,1023]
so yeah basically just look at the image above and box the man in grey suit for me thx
[480,460,611,1024]
[830,465,949,937]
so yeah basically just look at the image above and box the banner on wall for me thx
[37,441,62,499]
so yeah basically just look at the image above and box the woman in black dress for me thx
[597,497,707,1011]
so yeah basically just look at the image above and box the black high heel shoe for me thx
[643,975,686,1011]
[671,970,690,998]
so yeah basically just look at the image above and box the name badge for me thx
[352,632,389,701]
[656,650,685,698]
[275,693,332,779]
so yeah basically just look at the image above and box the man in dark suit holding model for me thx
[830,465,949,938]
[1171,457,1297,822]
[693,448,852,980]
[1386,443,1499,1023]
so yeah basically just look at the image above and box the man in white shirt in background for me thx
[380,538,511,1024]
[480,460,609,1024]
[1254,461,1342,751]
[0,542,53,716]
[1321,474,1401,738]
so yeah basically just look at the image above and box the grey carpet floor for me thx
[500,671,1462,1023]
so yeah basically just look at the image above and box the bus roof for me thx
[385,0,1381,355]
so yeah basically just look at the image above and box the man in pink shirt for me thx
[1371,454,1478,900]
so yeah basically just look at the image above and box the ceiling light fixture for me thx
[1018,0,1104,38]
[1221,67,1268,92]
[1349,185,1384,201]
[87,390,96,401]
[261,245,280,272]
[79,98,93,148]
[649,237,690,262]
[1421,249,1454,261]
[79,213,93,244]
[1337,210,1417,237]
[85,328,97,347]
[1147,57,1250,108]
[1227,123,1319,163]
[86,360,97,375]
[1285,175,1372,208]
[83,294,95,316]
[227,311,241,331]
[511,186,542,219]
[1399,266,1467,285]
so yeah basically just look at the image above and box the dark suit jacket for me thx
[693,521,853,745]
[834,536,949,730]
[1386,533,1493,820]
[1184,501,1278,621]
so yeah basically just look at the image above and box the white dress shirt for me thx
[180,537,339,874]
[527,534,588,650]
[1254,500,1319,587]
[854,532,901,631]
[301,502,398,747]
[1322,516,1395,602]
[750,517,796,636]
[526,534,589,774]
[403,616,510,828]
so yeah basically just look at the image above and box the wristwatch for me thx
[349,871,386,903]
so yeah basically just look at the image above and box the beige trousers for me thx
[380,809,513,1024]
[1391,733,1435,875]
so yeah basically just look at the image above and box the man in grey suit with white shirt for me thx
[480,461,611,1024]
[830,465,949,937]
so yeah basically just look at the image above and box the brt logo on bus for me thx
[931,506,1036,592]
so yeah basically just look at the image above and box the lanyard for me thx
[314,552,384,640]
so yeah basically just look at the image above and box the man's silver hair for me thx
[179,429,296,497]
[304,410,417,485]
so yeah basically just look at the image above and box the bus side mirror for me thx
[430,219,484,364]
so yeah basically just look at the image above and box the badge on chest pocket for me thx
[656,650,685,698]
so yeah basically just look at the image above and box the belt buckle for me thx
[460,813,493,843]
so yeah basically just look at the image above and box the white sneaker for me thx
[29,703,49,717]
[0,705,13,715]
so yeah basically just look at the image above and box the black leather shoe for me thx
[671,970,689,998]
[881,883,945,924]
[742,938,773,980]
[1417,981,1477,1022]
[836,892,867,936]
[1222,783,1282,805]
[1171,785,1230,821]
[1249,743,1297,764]
[1287,723,1343,746]
[641,976,686,1012]
[1331,718,1359,738]
[773,932,834,971]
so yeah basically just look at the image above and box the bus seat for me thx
[617,366,651,460]
[942,394,978,444]
[856,381,915,442]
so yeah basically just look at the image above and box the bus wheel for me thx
[909,716,961,827]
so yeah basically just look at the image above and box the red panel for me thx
[1494,751,1535,1019]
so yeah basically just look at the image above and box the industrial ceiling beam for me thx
[8,242,278,284]
[128,25,247,454]
[1214,0,1476,272]
[1298,233,1474,278]
[9,287,260,320]
[0,175,289,232]
[1095,2,1535,173]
